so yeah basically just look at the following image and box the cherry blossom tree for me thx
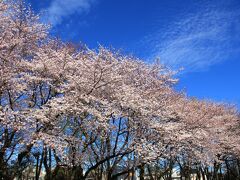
[0,1,239,180]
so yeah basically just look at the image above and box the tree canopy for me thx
[0,1,239,180]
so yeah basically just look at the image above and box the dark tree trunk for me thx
[139,164,145,180]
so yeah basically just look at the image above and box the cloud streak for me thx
[147,1,240,72]
[43,0,96,26]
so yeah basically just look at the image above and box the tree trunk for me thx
[139,164,145,180]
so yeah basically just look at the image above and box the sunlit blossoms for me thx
[0,1,239,180]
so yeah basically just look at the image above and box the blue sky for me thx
[27,0,240,107]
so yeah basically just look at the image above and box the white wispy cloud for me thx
[43,0,96,26]
[147,2,240,72]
